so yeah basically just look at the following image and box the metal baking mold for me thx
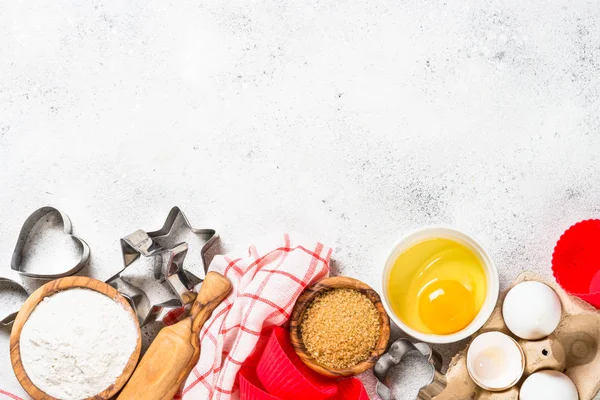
[107,207,218,326]
[145,206,218,285]
[0,278,29,326]
[107,237,195,326]
[11,206,90,278]
[374,338,446,400]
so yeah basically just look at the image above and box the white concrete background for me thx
[2,0,600,398]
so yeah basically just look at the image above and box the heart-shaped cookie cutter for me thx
[107,207,218,326]
[11,207,90,279]
[374,338,446,400]
[0,278,29,326]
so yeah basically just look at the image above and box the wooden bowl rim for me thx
[9,276,142,400]
[290,276,391,378]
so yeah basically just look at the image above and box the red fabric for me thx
[0,390,22,400]
[162,303,189,326]
[164,233,332,400]
[330,378,369,400]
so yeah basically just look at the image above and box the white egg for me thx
[467,332,524,391]
[519,370,578,400]
[502,281,561,340]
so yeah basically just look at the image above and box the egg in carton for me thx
[423,271,600,400]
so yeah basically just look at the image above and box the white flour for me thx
[20,212,83,275]
[19,288,138,400]
[389,351,436,400]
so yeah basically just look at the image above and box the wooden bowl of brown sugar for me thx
[290,276,390,378]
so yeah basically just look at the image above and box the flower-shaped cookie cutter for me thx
[374,338,446,400]
[11,207,90,279]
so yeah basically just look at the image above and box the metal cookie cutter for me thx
[107,207,218,326]
[0,278,29,326]
[107,238,196,326]
[145,206,218,285]
[11,206,90,278]
[374,338,446,400]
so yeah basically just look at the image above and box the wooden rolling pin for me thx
[118,271,232,400]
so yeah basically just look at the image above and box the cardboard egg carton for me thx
[424,272,600,400]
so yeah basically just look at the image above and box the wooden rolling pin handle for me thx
[117,271,232,400]
[190,271,232,333]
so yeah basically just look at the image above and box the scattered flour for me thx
[388,351,436,400]
[19,288,138,400]
[0,281,28,320]
[20,212,83,275]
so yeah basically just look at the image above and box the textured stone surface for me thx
[1,0,600,398]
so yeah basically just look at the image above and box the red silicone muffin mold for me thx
[329,377,370,400]
[239,367,281,400]
[255,327,338,399]
[552,219,600,307]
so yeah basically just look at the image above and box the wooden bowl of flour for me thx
[10,277,142,400]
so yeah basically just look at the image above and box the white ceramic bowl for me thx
[381,226,499,344]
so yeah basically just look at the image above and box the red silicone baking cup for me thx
[256,327,338,400]
[239,367,281,400]
[329,377,369,400]
[552,219,600,307]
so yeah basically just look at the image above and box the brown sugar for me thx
[299,288,381,369]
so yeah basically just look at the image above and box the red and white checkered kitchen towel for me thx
[167,233,332,400]
[0,390,22,400]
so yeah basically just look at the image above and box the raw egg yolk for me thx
[418,280,476,335]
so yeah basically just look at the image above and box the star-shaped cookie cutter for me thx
[107,207,218,326]
[145,206,218,285]
[374,338,447,400]
[107,235,193,326]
